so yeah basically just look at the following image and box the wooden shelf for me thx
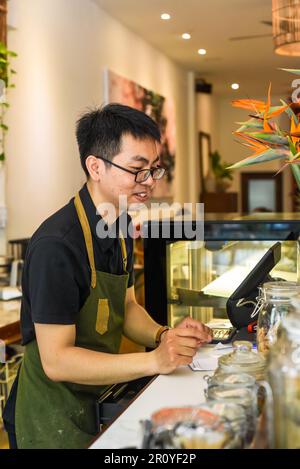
[200,192,238,213]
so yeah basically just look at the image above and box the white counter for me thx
[90,366,213,449]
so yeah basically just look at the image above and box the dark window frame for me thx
[241,171,283,213]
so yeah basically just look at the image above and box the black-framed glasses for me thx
[96,156,166,183]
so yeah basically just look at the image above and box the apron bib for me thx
[15,193,129,448]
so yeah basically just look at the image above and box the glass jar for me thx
[256,281,300,357]
[198,401,247,448]
[204,372,256,390]
[217,340,266,381]
[204,372,264,415]
[267,296,300,449]
[205,385,256,445]
[149,407,235,449]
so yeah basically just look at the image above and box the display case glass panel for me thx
[166,240,297,327]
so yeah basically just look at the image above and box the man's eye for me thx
[131,167,143,171]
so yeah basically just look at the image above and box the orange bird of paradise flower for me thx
[232,84,289,132]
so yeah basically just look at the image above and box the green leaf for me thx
[243,132,289,146]
[281,99,299,126]
[6,51,17,57]
[10,69,17,74]
[280,68,300,76]
[288,136,298,156]
[0,58,7,64]
[1,124,8,131]
[0,152,5,161]
[269,105,288,114]
[1,102,9,108]
[291,164,300,191]
[289,151,300,162]
[236,118,264,133]
[228,148,289,169]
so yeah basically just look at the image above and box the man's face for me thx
[99,134,159,209]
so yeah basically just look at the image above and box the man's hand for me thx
[176,316,212,346]
[152,321,212,375]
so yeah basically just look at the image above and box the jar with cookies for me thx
[256,282,300,358]
[267,296,300,448]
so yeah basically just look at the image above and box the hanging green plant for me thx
[0,40,17,161]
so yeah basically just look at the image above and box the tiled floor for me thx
[0,425,9,449]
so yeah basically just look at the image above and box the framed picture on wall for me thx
[199,131,212,193]
[241,172,283,213]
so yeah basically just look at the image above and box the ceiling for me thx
[94,0,300,98]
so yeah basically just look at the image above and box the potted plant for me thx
[229,69,300,191]
[0,40,17,161]
[209,150,233,192]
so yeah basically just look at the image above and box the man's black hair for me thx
[76,103,161,177]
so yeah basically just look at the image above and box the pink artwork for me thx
[104,70,176,199]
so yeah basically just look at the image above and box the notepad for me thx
[189,343,233,371]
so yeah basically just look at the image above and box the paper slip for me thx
[190,343,233,371]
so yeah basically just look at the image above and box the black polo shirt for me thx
[20,183,134,345]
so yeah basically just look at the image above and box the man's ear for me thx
[85,155,104,181]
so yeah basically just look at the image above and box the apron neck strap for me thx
[119,230,128,274]
[74,193,97,289]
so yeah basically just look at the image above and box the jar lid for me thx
[207,372,256,388]
[282,296,300,340]
[218,340,265,374]
[151,407,221,429]
[262,281,300,301]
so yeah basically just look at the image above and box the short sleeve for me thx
[27,238,80,324]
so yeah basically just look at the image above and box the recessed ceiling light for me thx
[198,48,207,55]
[161,13,171,20]
[182,33,191,40]
[231,83,240,90]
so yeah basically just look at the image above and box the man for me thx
[3,104,212,449]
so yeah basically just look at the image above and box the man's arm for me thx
[35,321,209,385]
[35,322,156,385]
[123,286,213,349]
[122,285,163,348]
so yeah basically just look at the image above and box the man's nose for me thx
[141,174,156,188]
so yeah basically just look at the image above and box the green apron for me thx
[15,193,129,448]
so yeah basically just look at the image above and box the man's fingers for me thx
[172,337,199,348]
[176,345,198,357]
[178,356,193,366]
[174,326,212,341]
[178,318,213,338]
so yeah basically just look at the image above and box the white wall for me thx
[4,0,191,245]
[197,92,220,196]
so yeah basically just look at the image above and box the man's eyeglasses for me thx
[96,156,166,183]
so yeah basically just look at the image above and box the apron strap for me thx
[74,193,97,289]
[119,230,128,274]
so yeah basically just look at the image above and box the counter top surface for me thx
[0,300,21,327]
[90,365,213,449]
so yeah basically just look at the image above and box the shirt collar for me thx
[78,184,130,252]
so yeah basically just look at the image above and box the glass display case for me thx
[143,214,300,329]
[166,238,297,327]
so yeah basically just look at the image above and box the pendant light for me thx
[273,0,300,56]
